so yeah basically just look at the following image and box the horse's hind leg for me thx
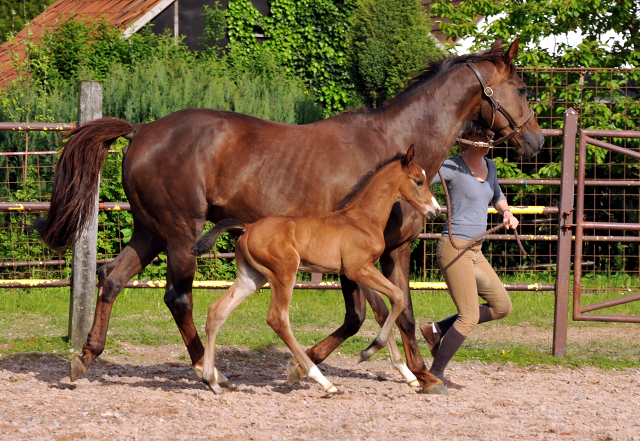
[163,241,208,377]
[360,285,419,387]
[286,275,367,384]
[70,227,162,381]
[202,256,267,394]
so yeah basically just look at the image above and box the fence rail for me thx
[2,103,639,357]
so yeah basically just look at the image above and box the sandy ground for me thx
[0,332,639,441]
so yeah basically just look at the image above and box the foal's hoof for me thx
[325,385,338,394]
[214,367,230,388]
[69,355,87,382]
[422,382,449,395]
[357,350,372,364]
[408,379,421,387]
[286,358,305,385]
[194,364,203,378]
[206,382,225,395]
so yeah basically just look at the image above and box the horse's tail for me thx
[191,219,247,256]
[35,117,134,252]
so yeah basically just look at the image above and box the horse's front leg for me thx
[379,241,446,394]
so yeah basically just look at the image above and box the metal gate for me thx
[553,109,640,357]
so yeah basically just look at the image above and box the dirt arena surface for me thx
[1,335,639,441]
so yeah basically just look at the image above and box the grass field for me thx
[0,286,639,370]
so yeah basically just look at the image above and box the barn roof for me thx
[0,0,175,86]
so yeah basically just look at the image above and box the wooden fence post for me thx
[68,81,102,349]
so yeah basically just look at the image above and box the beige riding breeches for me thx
[436,237,512,337]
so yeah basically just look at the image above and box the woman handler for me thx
[419,125,518,389]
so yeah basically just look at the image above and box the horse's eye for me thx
[415,180,423,187]
[518,87,528,96]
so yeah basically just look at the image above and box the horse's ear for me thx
[504,39,519,64]
[403,144,415,167]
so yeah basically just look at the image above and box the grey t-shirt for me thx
[431,155,506,241]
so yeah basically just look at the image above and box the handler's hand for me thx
[503,210,519,230]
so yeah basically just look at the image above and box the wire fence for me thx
[0,67,639,290]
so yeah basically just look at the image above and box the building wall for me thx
[149,0,268,52]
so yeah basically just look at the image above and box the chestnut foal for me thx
[192,146,441,394]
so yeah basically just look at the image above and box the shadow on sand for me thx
[0,346,406,395]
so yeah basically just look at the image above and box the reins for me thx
[457,61,534,148]
[438,170,527,256]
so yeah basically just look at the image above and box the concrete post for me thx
[68,81,102,349]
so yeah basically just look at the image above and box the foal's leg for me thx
[347,264,406,363]
[265,267,337,394]
[70,226,162,381]
[360,285,419,387]
[287,276,367,384]
[202,257,267,394]
[380,242,446,394]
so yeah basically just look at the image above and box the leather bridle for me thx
[457,61,535,148]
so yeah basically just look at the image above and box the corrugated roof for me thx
[0,0,173,86]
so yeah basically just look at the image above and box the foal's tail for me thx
[191,219,247,256]
[36,117,134,252]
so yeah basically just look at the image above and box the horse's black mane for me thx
[336,152,407,210]
[345,41,508,114]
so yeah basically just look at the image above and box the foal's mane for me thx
[345,40,509,114]
[336,152,407,210]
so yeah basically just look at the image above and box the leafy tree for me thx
[429,0,639,67]
[200,2,227,59]
[220,0,358,115]
[25,15,191,86]
[348,0,441,107]
[0,0,56,43]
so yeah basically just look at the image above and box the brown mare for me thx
[38,40,543,393]
[193,146,441,394]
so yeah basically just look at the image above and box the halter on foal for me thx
[192,146,440,394]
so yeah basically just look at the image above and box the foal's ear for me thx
[402,144,415,168]
[504,39,519,64]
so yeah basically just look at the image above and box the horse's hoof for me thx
[325,385,338,394]
[408,379,421,387]
[194,364,203,378]
[286,358,304,385]
[69,354,87,382]
[423,382,449,395]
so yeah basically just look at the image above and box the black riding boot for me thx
[429,326,467,389]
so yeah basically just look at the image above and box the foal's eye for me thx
[415,180,423,187]
[518,87,528,96]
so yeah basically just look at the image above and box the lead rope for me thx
[438,170,527,256]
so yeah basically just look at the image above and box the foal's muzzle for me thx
[424,196,441,220]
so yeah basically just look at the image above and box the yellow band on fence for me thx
[0,279,551,291]
[2,204,550,214]
[487,206,547,214]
